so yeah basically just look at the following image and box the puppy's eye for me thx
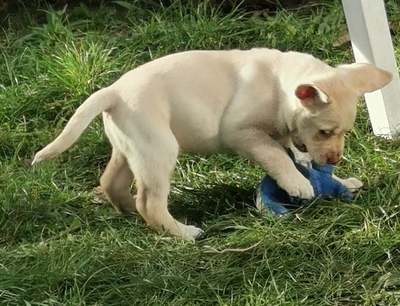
[319,130,332,136]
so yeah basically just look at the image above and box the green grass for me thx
[1,0,400,305]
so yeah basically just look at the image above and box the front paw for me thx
[341,177,363,192]
[332,174,363,192]
[278,173,315,199]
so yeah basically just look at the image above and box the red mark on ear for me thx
[295,85,317,100]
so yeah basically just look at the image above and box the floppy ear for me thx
[338,63,393,96]
[295,84,329,110]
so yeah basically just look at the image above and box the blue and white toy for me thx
[256,149,354,217]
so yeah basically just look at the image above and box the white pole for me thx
[342,0,400,136]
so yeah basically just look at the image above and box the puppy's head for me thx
[290,63,392,165]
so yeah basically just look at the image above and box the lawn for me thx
[1,1,400,305]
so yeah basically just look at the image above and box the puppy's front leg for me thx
[228,130,315,199]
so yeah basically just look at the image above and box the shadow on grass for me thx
[169,183,257,224]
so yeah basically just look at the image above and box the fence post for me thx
[342,0,400,136]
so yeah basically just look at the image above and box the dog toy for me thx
[255,149,354,217]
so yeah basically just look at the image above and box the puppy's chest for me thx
[171,122,225,154]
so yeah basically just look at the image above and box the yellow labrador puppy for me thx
[33,48,392,240]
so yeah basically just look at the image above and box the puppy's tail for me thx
[32,87,118,165]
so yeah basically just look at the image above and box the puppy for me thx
[32,48,392,240]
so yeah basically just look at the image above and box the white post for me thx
[342,0,400,137]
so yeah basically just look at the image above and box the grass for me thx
[1,0,400,305]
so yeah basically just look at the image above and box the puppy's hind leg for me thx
[100,148,136,213]
[129,132,205,241]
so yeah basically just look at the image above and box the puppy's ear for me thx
[295,84,328,110]
[338,63,393,96]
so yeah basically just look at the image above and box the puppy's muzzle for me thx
[326,151,341,165]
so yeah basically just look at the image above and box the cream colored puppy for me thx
[33,48,392,240]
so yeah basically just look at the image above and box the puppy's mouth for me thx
[293,142,308,153]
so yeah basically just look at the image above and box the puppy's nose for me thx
[327,152,340,164]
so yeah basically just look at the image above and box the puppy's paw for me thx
[339,177,363,192]
[184,225,206,241]
[279,173,315,199]
[31,148,54,165]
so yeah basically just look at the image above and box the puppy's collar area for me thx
[286,110,308,153]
